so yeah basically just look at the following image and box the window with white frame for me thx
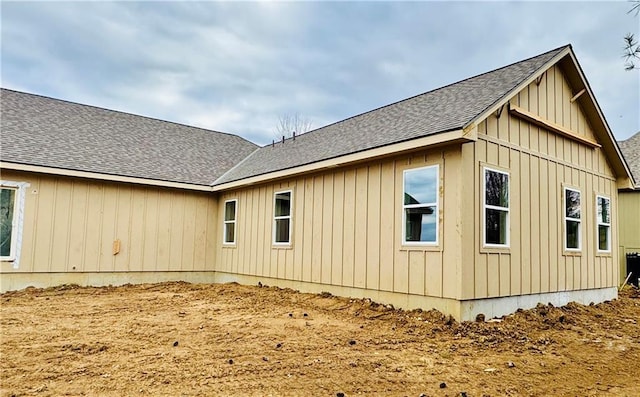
[273,190,292,244]
[403,165,439,244]
[483,167,510,247]
[0,186,18,260]
[223,199,237,244]
[1,181,28,264]
[596,195,611,252]
[564,187,581,251]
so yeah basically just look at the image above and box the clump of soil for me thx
[1,282,639,396]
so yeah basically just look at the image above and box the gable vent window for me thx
[483,167,510,247]
[403,165,439,245]
[596,195,611,252]
[564,187,581,251]
[223,199,237,245]
[273,190,292,245]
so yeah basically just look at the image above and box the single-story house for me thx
[1,44,635,320]
[617,132,640,284]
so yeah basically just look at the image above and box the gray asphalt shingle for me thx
[1,46,570,187]
[619,132,640,187]
[214,45,568,185]
[0,89,258,186]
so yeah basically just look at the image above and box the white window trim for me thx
[564,187,582,252]
[273,190,293,245]
[1,180,29,268]
[482,167,510,248]
[222,199,237,245]
[402,164,439,246]
[596,195,611,253]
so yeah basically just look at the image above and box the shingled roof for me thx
[214,45,569,185]
[0,89,258,186]
[619,132,640,188]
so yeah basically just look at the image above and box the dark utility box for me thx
[627,253,640,287]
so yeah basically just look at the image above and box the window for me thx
[1,181,28,265]
[0,187,17,259]
[223,199,237,244]
[596,195,611,252]
[403,165,439,244]
[564,187,581,251]
[273,190,292,244]
[483,168,510,247]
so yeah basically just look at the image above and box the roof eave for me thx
[560,51,636,187]
[1,162,215,192]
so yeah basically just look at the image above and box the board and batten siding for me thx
[461,64,619,300]
[618,192,640,250]
[217,145,464,300]
[0,170,218,275]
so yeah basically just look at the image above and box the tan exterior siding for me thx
[619,192,640,250]
[462,65,619,300]
[217,145,464,300]
[619,191,640,282]
[0,170,218,275]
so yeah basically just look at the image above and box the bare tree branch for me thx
[274,113,313,139]
[623,1,640,70]
[623,33,640,70]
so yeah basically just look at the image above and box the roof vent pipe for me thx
[293,131,296,140]
[282,135,285,144]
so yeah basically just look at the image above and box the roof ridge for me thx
[261,44,572,147]
[0,88,256,145]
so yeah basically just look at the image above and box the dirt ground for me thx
[1,282,639,397]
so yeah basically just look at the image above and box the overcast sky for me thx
[2,1,639,146]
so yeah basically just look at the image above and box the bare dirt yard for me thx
[1,281,639,397]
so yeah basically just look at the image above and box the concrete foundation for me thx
[0,271,618,322]
[213,272,463,319]
[459,287,618,321]
[0,271,217,293]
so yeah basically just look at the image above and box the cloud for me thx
[2,1,638,146]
